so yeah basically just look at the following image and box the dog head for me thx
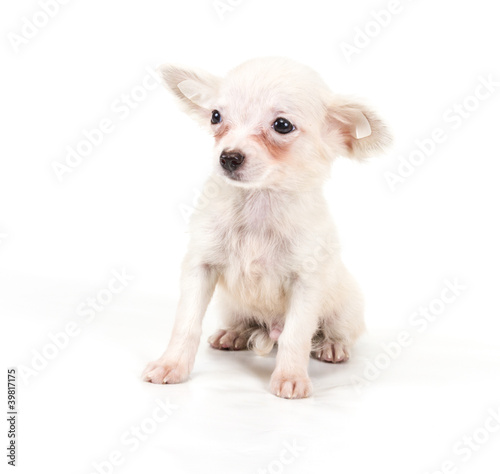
[160,57,391,190]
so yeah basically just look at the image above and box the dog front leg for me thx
[143,261,218,384]
[270,279,321,399]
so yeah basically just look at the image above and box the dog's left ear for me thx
[323,99,392,159]
[159,63,221,125]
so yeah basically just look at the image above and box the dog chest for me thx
[218,225,293,313]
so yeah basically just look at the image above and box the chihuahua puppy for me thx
[143,57,391,398]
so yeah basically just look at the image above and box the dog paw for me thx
[270,371,312,399]
[142,359,190,384]
[208,328,249,350]
[312,342,350,363]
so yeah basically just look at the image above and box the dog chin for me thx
[220,171,254,188]
[218,168,272,189]
[224,170,242,181]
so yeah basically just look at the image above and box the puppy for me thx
[143,57,391,399]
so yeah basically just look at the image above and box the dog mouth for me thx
[225,171,242,181]
[221,169,256,187]
[220,165,273,188]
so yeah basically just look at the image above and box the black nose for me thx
[220,150,245,172]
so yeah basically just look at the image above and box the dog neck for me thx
[229,184,325,233]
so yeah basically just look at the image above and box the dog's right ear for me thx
[158,64,221,125]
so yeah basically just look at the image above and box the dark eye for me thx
[273,117,294,134]
[211,110,221,124]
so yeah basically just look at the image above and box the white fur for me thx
[143,57,391,399]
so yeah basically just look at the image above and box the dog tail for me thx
[248,327,275,356]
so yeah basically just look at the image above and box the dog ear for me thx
[324,99,392,159]
[158,64,221,125]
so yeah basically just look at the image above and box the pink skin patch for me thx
[250,131,292,161]
[269,324,283,341]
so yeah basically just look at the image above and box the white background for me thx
[1,1,500,473]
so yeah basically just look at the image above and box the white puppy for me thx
[143,57,391,399]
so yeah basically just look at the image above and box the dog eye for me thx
[273,117,294,134]
[211,110,222,124]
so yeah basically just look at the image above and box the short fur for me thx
[143,57,391,399]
